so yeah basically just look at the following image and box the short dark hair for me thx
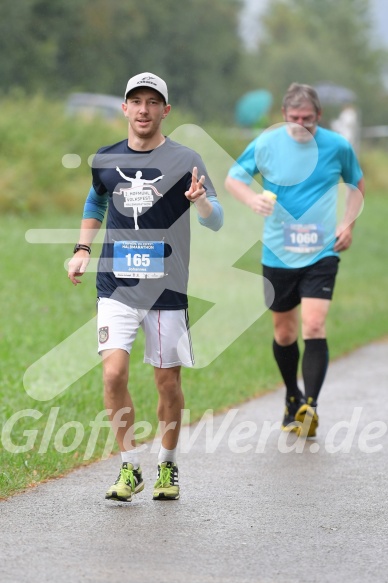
[282,83,321,114]
[125,87,166,104]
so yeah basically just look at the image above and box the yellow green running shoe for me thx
[105,462,144,502]
[153,461,179,500]
[281,396,306,432]
[295,398,319,438]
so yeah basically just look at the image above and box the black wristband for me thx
[73,244,91,254]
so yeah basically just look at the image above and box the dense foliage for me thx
[0,0,387,124]
[0,0,248,122]
[251,0,387,125]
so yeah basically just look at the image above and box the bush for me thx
[359,146,388,193]
[0,94,195,214]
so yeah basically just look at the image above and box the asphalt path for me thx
[1,340,388,583]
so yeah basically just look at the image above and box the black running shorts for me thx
[263,256,340,312]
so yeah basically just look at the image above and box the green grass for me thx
[0,95,387,497]
[0,192,387,498]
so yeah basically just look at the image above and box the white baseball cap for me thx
[124,72,168,103]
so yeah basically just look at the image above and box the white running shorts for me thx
[97,297,194,368]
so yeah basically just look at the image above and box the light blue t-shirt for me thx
[228,125,363,268]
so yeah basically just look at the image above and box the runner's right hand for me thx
[68,251,90,285]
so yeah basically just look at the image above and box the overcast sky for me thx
[371,0,388,46]
[240,0,388,50]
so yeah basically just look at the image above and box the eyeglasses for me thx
[285,117,317,128]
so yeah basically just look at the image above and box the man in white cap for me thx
[68,72,223,502]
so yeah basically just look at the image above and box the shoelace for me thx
[156,465,172,487]
[117,467,136,490]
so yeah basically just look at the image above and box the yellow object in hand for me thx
[262,190,277,201]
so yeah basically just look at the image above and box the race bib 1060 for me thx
[283,224,324,253]
[113,241,165,278]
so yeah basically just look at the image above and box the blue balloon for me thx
[235,90,273,127]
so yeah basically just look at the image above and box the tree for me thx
[0,0,83,94]
[248,0,387,124]
[0,0,249,122]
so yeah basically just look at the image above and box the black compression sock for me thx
[272,339,303,401]
[302,338,329,404]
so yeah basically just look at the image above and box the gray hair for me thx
[282,83,321,113]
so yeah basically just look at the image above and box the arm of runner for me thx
[186,166,223,231]
[197,195,223,231]
[68,218,102,285]
[68,186,108,285]
[185,166,207,203]
[116,166,130,181]
[224,175,276,217]
[334,176,365,252]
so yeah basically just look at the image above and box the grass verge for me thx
[0,192,387,498]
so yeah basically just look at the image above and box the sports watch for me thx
[73,244,91,254]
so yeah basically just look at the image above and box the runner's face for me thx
[123,89,170,139]
[282,102,321,142]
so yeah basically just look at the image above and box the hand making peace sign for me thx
[185,166,206,202]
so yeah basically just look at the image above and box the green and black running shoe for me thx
[295,397,319,438]
[105,462,144,502]
[281,396,306,432]
[153,461,179,500]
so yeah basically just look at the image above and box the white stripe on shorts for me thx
[97,297,194,368]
